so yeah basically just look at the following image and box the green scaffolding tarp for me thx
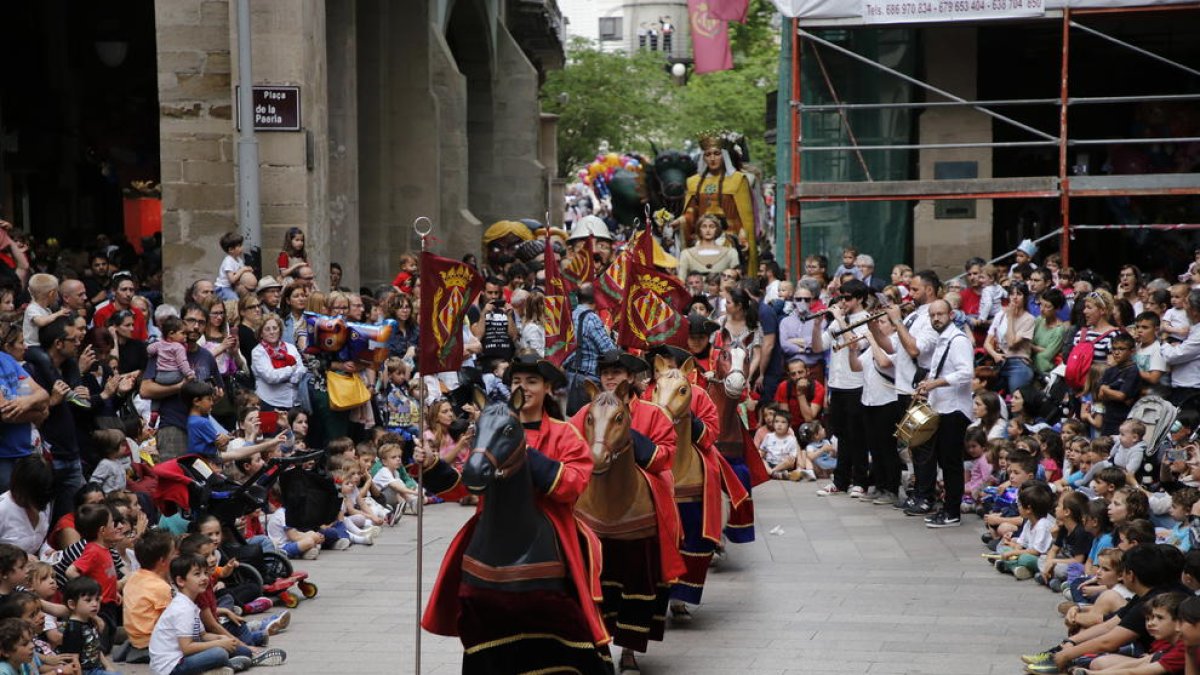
[776,27,916,276]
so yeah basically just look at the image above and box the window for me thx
[598,17,622,41]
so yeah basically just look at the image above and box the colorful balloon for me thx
[339,319,397,367]
[303,312,348,355]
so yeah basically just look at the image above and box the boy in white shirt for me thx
[1133,312,1170,390]
[23,273,68,347]
[149,553,244,675]
[214,232,252,301]
[759,412,803,481]
[995,482,1056,580]
[372,443,421,523]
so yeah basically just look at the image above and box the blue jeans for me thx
[0,456,21,494]
[171,646,231,675]
[1000,358,1034,395]
[84,669,122,675]
[51,458,85,524]
[247,534,276,554]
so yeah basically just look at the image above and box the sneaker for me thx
[802,469,816,481]
[387,506,403,526]
[228,655,252,673]
[368,525,383,539]
[848,486,866,499]
[251,648,287,667]
[904,499,936,516]
[893,494,916,511]
[1057,600,1075,616]
[816,483,843,496]
[301,547,319,561]
[1013,566,1035,580]
[1024,661,1064,674]
[1049,579,1064,593]
[265,611,291,636]
[1021,651,1054,665]
[333,537,351,550]
[872,490,897,506]
[243,597,272,615]
[925,512,961,528]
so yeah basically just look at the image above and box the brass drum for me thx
[895,399,939,447]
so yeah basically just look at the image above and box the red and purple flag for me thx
[418,252,484,375]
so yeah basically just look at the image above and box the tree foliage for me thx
[541,0,780,178]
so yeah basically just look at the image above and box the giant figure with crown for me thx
[673,131,760,273]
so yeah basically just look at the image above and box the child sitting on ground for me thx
[265,501,323,561]
[0,591,77,675]
[994,481,1056,579]
[0,545,27,606]
[25,563,65,649]
[0,616,37,675]
[62,505,121,649]
[984,451,1039,547]
[1074,590,1187,674]
[1066,548,1133,633]
[752,404,781,449]
[59,577,117,674]
[1039,490,1093,592]
[963,429,992,511]
[797,421,836,479]
[1158,487,1199,552]
[147,317,195,386]
[759,411,804,481]
[149,553,244,675]
[120,529,176,665]
[373,443,421,523]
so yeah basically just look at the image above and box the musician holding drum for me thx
[914,300,976,529]
[869,271,942,514]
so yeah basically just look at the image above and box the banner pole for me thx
[412,216,433,675]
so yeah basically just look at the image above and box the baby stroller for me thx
[153,451,330,608]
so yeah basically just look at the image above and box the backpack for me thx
[1064,328,1119,391]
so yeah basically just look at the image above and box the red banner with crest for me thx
[561,237,595,291]
[616,258,691,350]
[418,252,484,375]
[542,231,575,366]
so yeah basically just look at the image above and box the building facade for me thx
[0,0,564,299]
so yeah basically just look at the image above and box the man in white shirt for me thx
[870,270,942,514]
[1162,289,1200,407]
[811,279,871,497]
[915,300,974,528]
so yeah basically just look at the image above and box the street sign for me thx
[234,86,301,131]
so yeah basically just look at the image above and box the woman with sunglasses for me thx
[236,294,264,367]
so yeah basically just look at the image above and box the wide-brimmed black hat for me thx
[645,345,694,369]
[506,351,566,388]
[596,349,649,374]
[687,311,719,336]
[688,294,713,314]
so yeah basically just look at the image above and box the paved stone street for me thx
[123,480,1065,674]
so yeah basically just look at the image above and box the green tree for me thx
[677,0,779,173]
[541,38,682,178]
[542,3,781,179]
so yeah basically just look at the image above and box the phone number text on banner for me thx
[861,0,1044,23]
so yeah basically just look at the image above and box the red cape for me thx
[422,412,610,646]
[571,397,685,583]
[643,381,749,545]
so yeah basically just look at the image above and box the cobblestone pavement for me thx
[122,480,1063,674]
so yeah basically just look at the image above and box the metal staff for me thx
[412,215,432,675]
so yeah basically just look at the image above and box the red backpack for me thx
[1064,328,1119,390]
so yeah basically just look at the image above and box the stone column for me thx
[488,23,547,226]
[234,0,330,289]
[155,0,236,304]
[326,0,359,291]
[913,26,992,279]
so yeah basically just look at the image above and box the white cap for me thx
[568,215,613,242]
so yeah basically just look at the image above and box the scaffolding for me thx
[780,2,1200,275]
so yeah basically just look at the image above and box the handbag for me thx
[326,371,371,411]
